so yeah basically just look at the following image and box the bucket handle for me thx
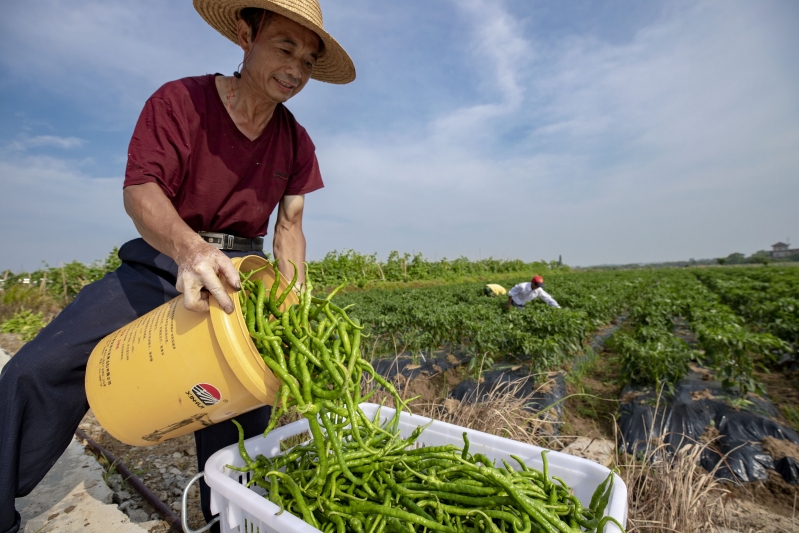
[182,472,221,533]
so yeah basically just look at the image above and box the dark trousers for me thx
[0,239,271,533]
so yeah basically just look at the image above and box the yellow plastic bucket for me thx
[85,255,297,446]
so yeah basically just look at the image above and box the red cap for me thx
[532,275,544,284]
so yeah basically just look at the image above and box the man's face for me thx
[238,13,321,103]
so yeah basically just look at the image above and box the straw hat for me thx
[193,0,355,84]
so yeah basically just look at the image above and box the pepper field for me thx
[2,253,799,532]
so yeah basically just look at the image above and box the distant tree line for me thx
[1,247,566,309]
[716,250,799,266]
[305,249,566,288]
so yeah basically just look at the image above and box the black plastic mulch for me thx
[449,367,566,432]
[372,349,470,382]
[618,371,799,484]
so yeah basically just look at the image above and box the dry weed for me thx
[620,439,733,533]
[414,394,554,448]
[616,389,741,532]
[363,375,568,450]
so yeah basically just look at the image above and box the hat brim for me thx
[193,0,356,84]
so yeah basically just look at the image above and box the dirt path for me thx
[15,436,168,533]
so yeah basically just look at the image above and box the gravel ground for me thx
[78,411,206,531]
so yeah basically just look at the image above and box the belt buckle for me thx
[199,231,227,250]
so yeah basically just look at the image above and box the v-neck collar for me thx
[211,74,278,146]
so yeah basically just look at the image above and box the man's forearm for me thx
[123,182,205,262]
[273,225,306,286]
[538,289,560,308]
[273,195,307,286]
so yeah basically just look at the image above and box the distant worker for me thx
[484,283,507,296]
[507,275,561,310]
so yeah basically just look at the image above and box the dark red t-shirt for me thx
[124,74,323,238]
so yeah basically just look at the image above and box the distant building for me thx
[771,242,799,258]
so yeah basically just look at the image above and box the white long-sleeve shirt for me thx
[508,282,560,308]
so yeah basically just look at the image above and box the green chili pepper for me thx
[276,259,299,308]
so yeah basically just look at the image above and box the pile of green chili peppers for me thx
[229,261,625,533]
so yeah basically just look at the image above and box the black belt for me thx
[198,231,264,251]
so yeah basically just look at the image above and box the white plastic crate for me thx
[202,404,627,533]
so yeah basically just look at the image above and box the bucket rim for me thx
[209,255,298,404]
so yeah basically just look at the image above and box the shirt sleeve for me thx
[508,284,522,297]
[123,96,191,198]
[286,124,324,196]
[536,289,561,308]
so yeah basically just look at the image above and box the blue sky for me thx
[1,0,798,271]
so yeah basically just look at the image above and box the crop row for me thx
[334,271,642,375]
[695,267,799,350]
[334,266,795,394]
[611,269,789,394]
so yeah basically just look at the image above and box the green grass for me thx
[0,308,48,341]
[779,404,799,431]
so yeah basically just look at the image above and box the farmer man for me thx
[506,275,561,310]
[0,1,354,532]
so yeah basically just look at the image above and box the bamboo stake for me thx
[61,263,68,305]
[374,260,386,282]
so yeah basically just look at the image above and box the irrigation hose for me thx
[75,428,184,533]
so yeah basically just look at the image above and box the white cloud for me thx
[1,0,797,269]
[9,135,86,150]
[304,1,799,265]
[0,155,137,271]
[429,0,531,144]
[0,0,242,121]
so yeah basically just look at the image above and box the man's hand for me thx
[176,241,241,314]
